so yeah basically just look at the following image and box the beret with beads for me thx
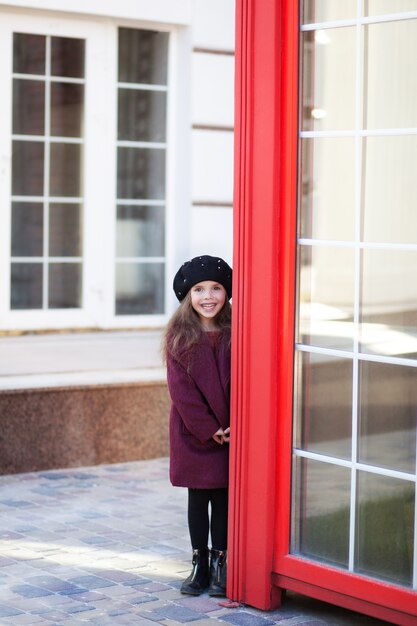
[173,255,233,301]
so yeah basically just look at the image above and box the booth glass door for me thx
[291,0,417,594]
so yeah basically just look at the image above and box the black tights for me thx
[187,488,228,551]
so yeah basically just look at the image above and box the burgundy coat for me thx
[167,332,231,489]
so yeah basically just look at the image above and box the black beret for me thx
[173,255,233,301]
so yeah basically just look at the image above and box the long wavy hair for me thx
[162,290,231,364]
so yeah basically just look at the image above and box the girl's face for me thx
[190,280,227,329]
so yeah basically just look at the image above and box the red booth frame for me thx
[228,1,417,625]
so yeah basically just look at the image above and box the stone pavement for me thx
[0,458,392,626]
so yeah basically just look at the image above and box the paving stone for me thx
[0,606,24,617]
[10,585,54,599]
[217,611,276,626]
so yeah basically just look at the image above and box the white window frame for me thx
[0,6,191,331]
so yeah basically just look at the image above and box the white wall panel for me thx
[192,130,234,202]
[190,207,233,265]
[192,52,234,126]
[192,0,235,50]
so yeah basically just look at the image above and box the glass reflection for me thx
[51,83,84,137]
[49,144,82,197]
[291,457,350,567]
[117,148,165,200]
[360,249,417,358]
[51,37,84,78]
[118,29,168,85]
[49,204,82,257]
[299,137,355,240]
[301,0,357,23]
[13,33,45,75]
[13,80,45,135]
[10,263,43,309]
[297,245,355,350]
[12,141,44,196]
[116,262,165,314]
[364,20,417,129]
[11,203,43,257]
[365,1,417,16]
[300,27,356,131]
[362,136,417,244]
[116,205,165,257]
[49,263,81,308]
[355,472,414,586]
[118,89,167,142]
[359,361,417,474]
[294,352,352,459]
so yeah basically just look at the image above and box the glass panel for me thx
[360,249,417,358]
[294,352,352,460]
[116,263,165,314]
[117,148,165,200]
[13,33,45,75]
[301,0,357,23]
[365,1,417,16]
[11,202,43,257]
[116,205,165,257]
[49,143,82,197]
[12,141,44,196]
[362,136,417,244]
[118,29,168,85]
[51,37,85,78]
[51,83,84,138]
[300,27,356,131]
[49,263,81,308]
[355,472,414,586]
[297,245,355,350]
[10,263,43,309]
[364,20,417,129]
[49,204,82,257]
[359,361,417,474]
[291,457,350,568]
[299,138,355,240]
[13,79,45,135]
[118,89,167,142]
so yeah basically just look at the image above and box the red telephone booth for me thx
[228,2,417,625]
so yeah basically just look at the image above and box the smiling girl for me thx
[163,255,232,597]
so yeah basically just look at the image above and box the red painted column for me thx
[228,0,298,610]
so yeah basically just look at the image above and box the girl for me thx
[163,255,232,597]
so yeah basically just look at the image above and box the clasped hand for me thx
[212,426,230,445]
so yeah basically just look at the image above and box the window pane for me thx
[49,263,81,308]
[117,148,165,200]
[362,136,417,244]
[49,143,82,197]
[365,1,417,16]
[49,204,82,257]
[297,245,355,350]
[51,37,85,78]
[116,205,165,257]
[299,138,355,240]
[300,27,356,131]
[356,472,414,586]
[13,33,45,75]
[118,89,167,142]
[51,83,84,138]
[116,263,165,314]
[11,202,43,257]
[13,79,45,135]
[301,0,357,24]
[292,457,350,568]
[294,352,352,460]
[360,249,417,358]
[12,141,44,196]
[10,263,43,309]
[359,361,417,474]
[118,29,168,85]
[364,20,417,129]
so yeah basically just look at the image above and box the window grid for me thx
[294,1,417,589]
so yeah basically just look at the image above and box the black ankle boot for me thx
[208,549,227,597]
[181,548,209,595]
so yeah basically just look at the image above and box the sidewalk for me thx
[0,458,392,626]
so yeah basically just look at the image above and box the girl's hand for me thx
[222,427,230,443]
[212,427,230,445]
